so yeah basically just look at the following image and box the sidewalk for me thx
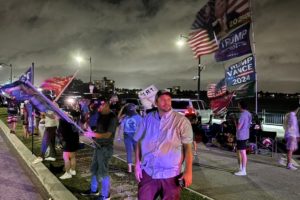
[190,144,300,200]
[0,120,77,200]
[0,130,45,200]
[114,141,300,200]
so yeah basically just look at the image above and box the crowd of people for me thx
[3,90,300,200]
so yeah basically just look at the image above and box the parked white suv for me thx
[171,98,212,123]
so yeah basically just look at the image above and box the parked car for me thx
[171,98,212,124]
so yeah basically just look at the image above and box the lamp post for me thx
[74,55,94,93]
[176,35,204,99]
[197,63,205,100]
[0,63,13,83]
[89,56,92,83]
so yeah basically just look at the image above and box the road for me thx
[0,131,46,200]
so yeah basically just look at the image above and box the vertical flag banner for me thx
[234,81,255,99]
[225,55,255,87]
[215,23,252,62]
[211,0,251,39]
[225,55,256,98]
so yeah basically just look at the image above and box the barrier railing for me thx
[258,110,285,125]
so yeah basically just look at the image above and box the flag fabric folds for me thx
[40,76,73,97]
[1,80,72,122]
[189,2,218,58]
[0,80,96,148]
[215,23,252,62]
[210,92,234,116]
[225,55,256,88]
[19,66,33,83]
[207,78,227,99]
[212,0,251,39]
[188,30,219,58]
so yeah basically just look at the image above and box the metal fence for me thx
[258,110,285,125]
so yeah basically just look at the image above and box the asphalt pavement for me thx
[114,140,300,200]
[0,131,46,200]
[190,144,300,200]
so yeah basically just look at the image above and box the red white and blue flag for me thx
[189,2,218,58]
[207,78,227,99]
[40,76,73,96]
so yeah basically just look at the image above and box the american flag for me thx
[188,2,218,58]
[188,30,218,58]
[210,92,234,115]
[207,83,217,98]
[207,78,227,99]
[227,0,250,16]
[40,76,73,97]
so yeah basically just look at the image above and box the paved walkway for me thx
[114,141,300,200]
[0,131,45,200]
[191,144,300,200]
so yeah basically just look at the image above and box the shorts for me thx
[236,140,247,150]
[286,136,298,151]
[7,115,18,123]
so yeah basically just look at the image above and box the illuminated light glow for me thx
[66,98,75,104]
[176,38,186,48]
[74,56,84,64]
[37,88,43,92]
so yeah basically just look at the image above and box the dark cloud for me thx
[0,0,299,93]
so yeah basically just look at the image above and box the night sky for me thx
[0,0,299,92]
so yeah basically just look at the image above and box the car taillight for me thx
[184,110,195,115]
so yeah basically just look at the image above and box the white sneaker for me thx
[234,171,247,176]
[278,157,286,166]
[44,157,56,161]
[60,172,72,180]
[287,164,298,170]
[69,169,76,176]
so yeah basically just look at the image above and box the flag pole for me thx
[197,57,201,100]
[31,62,35,154]
[54,70,79,102]
[249,0,258,114]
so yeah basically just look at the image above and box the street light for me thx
[0,62,13,83]
[176,35,204,99]
[74,55,94,94]
[74,55,92,83]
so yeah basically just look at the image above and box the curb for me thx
[0,120,77,200]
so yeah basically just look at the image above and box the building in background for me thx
[94,77,115,93]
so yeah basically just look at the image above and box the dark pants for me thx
[41,126,57,158]
[138,170,181,200]
[90,146,113,197]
